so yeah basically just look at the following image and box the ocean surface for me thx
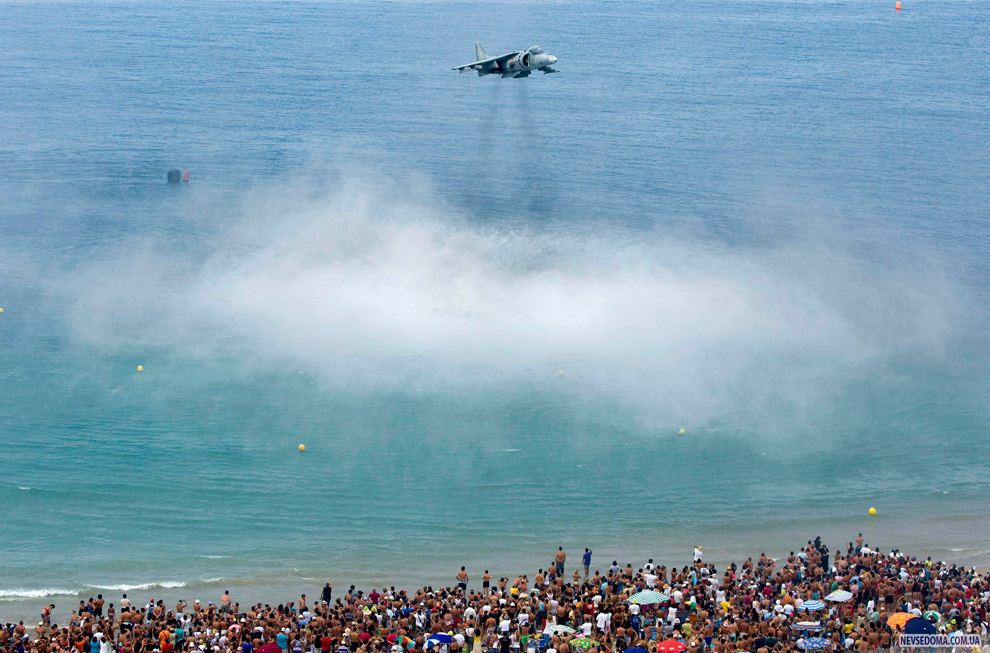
[1,0,989,623]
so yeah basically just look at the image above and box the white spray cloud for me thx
[51,171,958,431]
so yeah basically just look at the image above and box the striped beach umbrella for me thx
[543,625,575,636]
[798,600,825,611]
[796,638,830,650]
[923,610,941,624]
[792,622,824,632]
[629,590,669,605]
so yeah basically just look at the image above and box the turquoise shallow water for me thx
[1,0,989,623]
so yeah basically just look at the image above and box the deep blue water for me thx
[1,0,989,622]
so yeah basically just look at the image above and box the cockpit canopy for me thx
[528,46,545,55]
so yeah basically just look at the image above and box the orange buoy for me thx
[895,1,901,10]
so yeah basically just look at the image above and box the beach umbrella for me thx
[624,647,648,653]
[796,638,830,650]
[798,600,825,612]
[543,625,575,636]
[824,590,852,603]
[886,612,915,630]
[256,644,281,653]
[426,634,453,650]
[629,590,669,605]
[922,610,941,624]
[904,618,936,635]
[570,639,597,649]
[656,640,687,653]
[387,635,413,646]
[792,622,824,631]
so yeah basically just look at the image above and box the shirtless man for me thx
[554,548,566,577]
[220,591,232,614]
[457,567,469,593]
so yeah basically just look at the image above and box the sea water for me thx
[1,0,989,623]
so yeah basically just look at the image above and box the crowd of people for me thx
[3,536,988,653]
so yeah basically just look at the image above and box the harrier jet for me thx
[453,43,558,78]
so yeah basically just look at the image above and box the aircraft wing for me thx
[452,51,516,72]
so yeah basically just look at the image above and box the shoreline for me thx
[2,544,987,653]
[5,549,990,626]
[5,507,990,624]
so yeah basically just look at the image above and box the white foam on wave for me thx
[0,588,79,601]
[1,580,208,601]
[17,486,33,491]
[196,555,230,560]
[88,581,186,591]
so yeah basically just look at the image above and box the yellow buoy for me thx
[0,306,5,314]
[868,506,877,516]
[136,364,144,373]
[678,427,687,435]
[298,443,306,452]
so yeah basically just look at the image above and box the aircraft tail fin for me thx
[475,42,487,61]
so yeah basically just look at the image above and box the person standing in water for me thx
[456,566,469,593]
[554,547,566,577]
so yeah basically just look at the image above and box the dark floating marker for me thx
[167,168,182,184]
